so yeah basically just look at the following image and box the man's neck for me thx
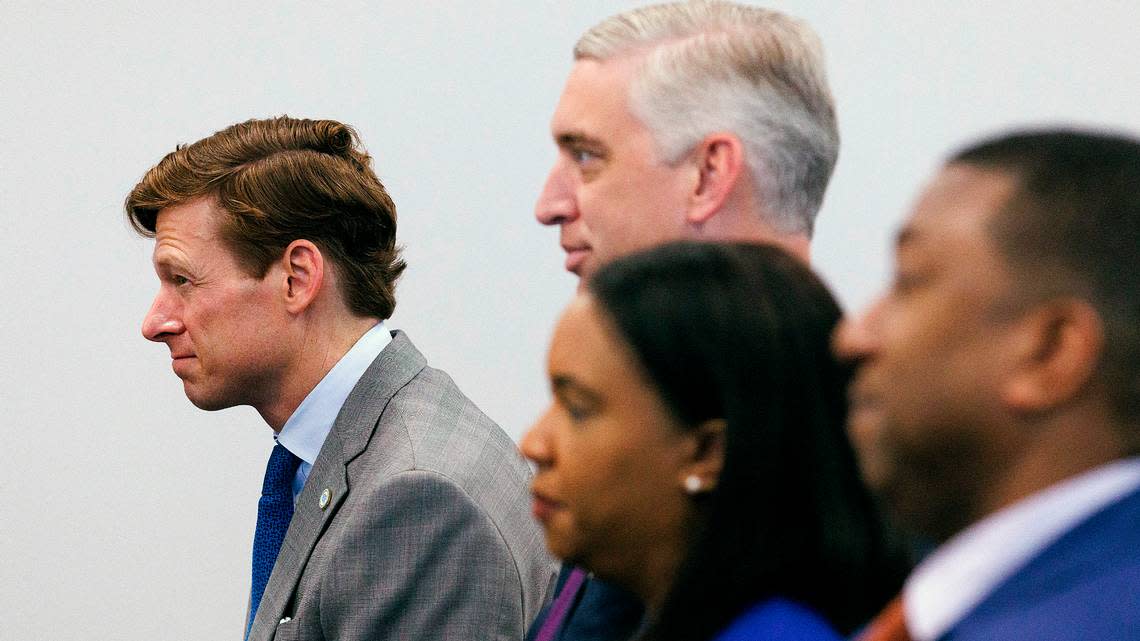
[259,316,382,431]
[690,199,811,263]
[972,407,1130,530]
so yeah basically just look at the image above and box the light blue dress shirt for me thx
[275,321,392,501]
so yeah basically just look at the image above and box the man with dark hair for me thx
[128,116,552,641]
[836,129,1140,641]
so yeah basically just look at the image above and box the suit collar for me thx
[908,457,1140,640]
[328,330,426,463]
[276,322,392,466]
[960,479,1140,612]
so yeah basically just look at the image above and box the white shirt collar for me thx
[275,322,392,465]
[903,456,1140,641]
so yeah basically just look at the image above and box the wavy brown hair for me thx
[126,116,406,319]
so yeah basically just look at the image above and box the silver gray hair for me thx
[575,0,838,236]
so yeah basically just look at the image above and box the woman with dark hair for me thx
[521,241,908,641]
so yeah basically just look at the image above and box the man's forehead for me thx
[154,197,221,238]
[897,164,1017,250]
[565,55,636,89]
[552,56,639,128]
[151,198,226,267]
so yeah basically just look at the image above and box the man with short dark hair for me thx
[836,129,1140,641]
[128,116,552,641]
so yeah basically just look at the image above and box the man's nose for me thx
[832,299,883,363]
[141,292,184,342]
[534,162,578,226]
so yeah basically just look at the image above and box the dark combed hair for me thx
[125,116,406,319]
[588,242,909,640]
[952,129,1140,425]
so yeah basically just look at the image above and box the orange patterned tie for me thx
[858,597,912,641]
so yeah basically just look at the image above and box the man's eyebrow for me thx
[554,131,603,150]
[151,251,189,273]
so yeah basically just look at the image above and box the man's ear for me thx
[686,133,745,225]
[678,418,727,494]
[1002,299,1104,413]
[280,239,326,315]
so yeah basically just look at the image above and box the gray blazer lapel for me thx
[331,331,427,462]
[247,331,426,641]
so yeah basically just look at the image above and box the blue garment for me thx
[712,599,841,641]
[247,443,302,637]
[943,485,1140,641]
[276,321,390,499]
[525,565,644,641]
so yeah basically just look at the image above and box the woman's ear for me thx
[679,418,727,494]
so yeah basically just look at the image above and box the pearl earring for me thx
[684,475,702,494]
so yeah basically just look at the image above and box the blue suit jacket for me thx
[525,565,644,641]
[945,484,1140,640]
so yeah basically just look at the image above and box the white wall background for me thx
[1,1,1137,638]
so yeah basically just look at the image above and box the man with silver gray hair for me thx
[527,3,840,640]
[535,0,837,285]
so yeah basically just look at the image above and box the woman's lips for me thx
[531,491,563,523]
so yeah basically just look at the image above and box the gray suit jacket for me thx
[249,331,555,640]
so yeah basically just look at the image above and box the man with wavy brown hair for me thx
[127,116,552,641]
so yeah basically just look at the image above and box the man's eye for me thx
[172,275,191,286]
[571,148,599,165]
[891,272,925,295]
[565,403,593,422]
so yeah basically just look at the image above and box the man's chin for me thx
[565,247,597,282]
[572,260,598,288]
[182,386,237,412]
[186,397,225,412]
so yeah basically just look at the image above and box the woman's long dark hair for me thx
[588,242,909,640]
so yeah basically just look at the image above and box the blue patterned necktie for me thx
[247,442,302,637]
